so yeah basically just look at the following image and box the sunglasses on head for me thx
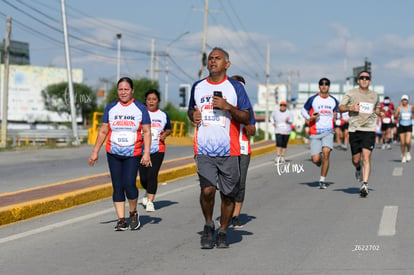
[359,76,370,81]
[319,81,330,86]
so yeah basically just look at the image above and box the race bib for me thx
[278,123,288,131]
[335,119,341,126]
[151,128,160,141]
[240,140,249,155]
[201,109,226,127]
[382,117,391,124]
[112,131,137,147]
[401,112,411,120]
[359,102,374,114]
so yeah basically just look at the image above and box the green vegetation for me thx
[41,82,97,126]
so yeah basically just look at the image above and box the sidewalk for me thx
[0,139,288,226]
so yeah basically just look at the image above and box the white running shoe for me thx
[406,152,412,161]
[280,156,285,164]
[381,144,386,150]
[387,144,392,150]
[146,201,155,212]
[402,156,407,163]
[142,197,148,206]
[360,183,369,197]
[275,156,280,165]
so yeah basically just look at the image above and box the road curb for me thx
[0,140,297,226]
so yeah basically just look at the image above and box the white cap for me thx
[401,94,409,101]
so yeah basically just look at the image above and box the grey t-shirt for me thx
[340,88,380,132]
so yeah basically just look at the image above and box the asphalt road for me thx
[1,143,413,274]
[0,144,194,194]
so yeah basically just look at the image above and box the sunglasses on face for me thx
[319,81,330,86]
[280,104,286,106]
[359,76,370,81]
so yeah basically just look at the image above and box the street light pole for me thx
[164,31,190,104]
[61,0,79,145]
[116,33,122,81]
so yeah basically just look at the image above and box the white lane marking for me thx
[0,151,309,244]
[378,205,398,236]
[0,208,113,244]
[0,184,198,244]
[392,167,403,176]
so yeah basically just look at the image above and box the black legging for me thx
[139,152,165,195]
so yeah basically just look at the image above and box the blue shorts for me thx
[310,132,334,156]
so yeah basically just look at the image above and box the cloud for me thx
[329,23,350,39]
[384,57,414,75]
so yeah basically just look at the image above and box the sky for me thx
[1,0,413,106]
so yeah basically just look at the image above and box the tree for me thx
[106,78,159,103]
[41,82,97,126]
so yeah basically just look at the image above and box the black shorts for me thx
[275,134,290,148]
[381,123,393,131]
[349,131,376,155]
[398,125,412,134]
[340,122,349,131]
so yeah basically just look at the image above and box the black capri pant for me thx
[139,152,165,195]
[275,134,290,148]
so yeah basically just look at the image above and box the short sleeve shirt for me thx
[188,76,252,157]
[146,108,171,154]
[102,99,150,156]
[340,88,380,132]
[302,93,338,135]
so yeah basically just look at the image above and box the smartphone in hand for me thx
[214,91,222,97]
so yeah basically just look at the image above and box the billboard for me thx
[0,65,83,122]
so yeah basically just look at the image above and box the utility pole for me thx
[150,39,155,80]
[265,43,270,140]
[116,33,122,81]
[0,16,11,148]
[278,70,299,109]
[199,0,209,79]
[61,0,79,145]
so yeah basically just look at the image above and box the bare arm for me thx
[394,106,401,119]
[338,103,360,113]
[213,96,250,125]
[160,129,172,141]
[245,124,256,136]
[187,106,202,125]
[88,123,109,166]
[141,124,152,167]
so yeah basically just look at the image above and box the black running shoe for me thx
[129,211,140,230]
[232,216,243,229]
[200,224,215,249]
[216,231,229,248]
[114,218,128,231]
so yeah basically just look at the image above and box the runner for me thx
[301,77,338,189]
[338,71,384,197]
[379,96,394,150]
[394,94,413,163]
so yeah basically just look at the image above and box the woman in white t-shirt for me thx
[271,100,294,164]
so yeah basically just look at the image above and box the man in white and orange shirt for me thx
[301,77,338,190]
